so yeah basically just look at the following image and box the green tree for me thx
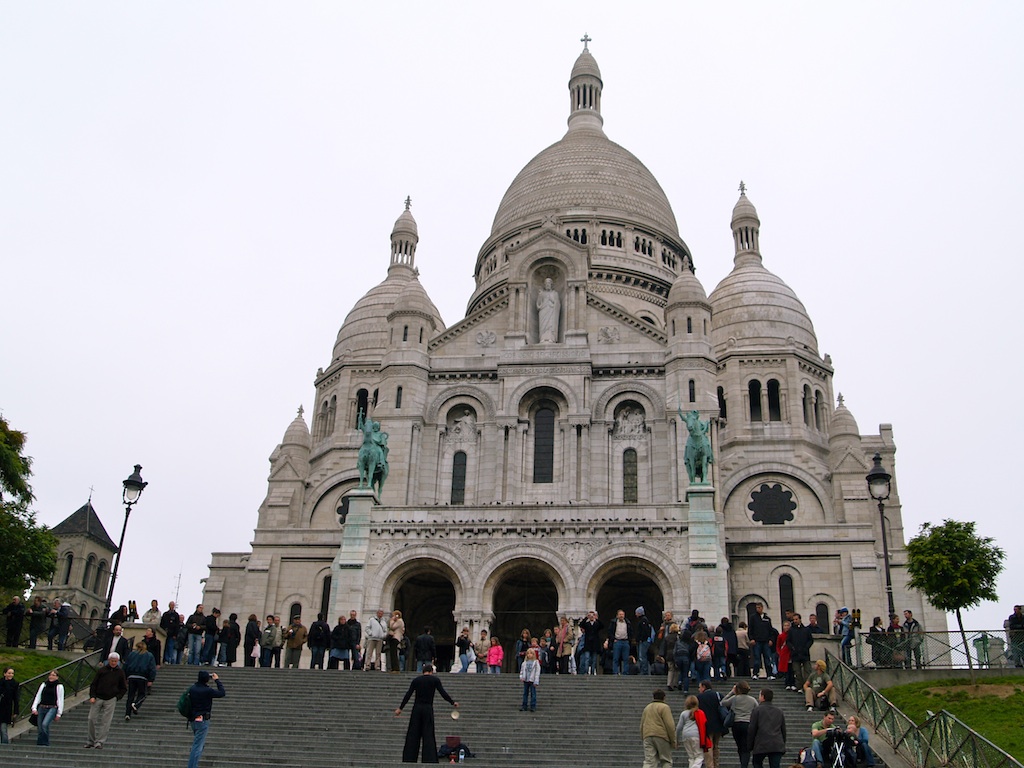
[0,416,57,596]
[905,519,1005,684]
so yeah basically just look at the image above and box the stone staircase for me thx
[7,668,853,766]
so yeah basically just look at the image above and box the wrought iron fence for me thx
[849,628,1023,670]
[826,651,1023,768]
[14,649,104,725]
[15,613,110,651]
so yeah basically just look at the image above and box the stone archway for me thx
[594,564,665,645]
[394,571,457,672]
[490,563,560,672]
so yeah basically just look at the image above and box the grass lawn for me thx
[0,648,85,686]
[881,676,1024,761]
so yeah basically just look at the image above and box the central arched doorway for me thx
[490,561,559,672]
[594,561,665,668]
[394,571,457,672]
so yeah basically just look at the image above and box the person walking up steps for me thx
[187,670,226,768]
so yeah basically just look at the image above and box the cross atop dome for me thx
[580,33,591,52]
[738,180,747,196]
[404,196,412,211]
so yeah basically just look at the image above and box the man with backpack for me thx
[183,670,225,768]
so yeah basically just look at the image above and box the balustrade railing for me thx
[846,628,1023,670]
[826,651,1022,768]
[14,649,104,725]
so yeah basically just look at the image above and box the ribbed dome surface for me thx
[392,277,444,322]
[333,274,410,361]
[710,262,818,354]
[570,49,602,80]
[490,130,680,238]
[392,207,418,237]
[282,409,311,450]
[667,270,709,307]
[829,399,861,441]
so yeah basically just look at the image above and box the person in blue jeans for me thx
[748,603,776,679]
[187,670,226,768]
[693,631,713,683]
[607,609,633,675]
[519,648,540,711]
[30,670,64,746]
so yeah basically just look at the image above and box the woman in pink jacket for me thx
[487,636,504,674]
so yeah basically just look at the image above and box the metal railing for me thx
[848,628,1024,670]
[15,614,110,651]
[14,650,104,725]
[826,651,1023,768]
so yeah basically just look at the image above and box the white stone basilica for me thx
[203,45,943,666]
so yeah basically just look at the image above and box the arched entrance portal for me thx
[595,565,664,659]
[394,572,456,672]
[491,563,559,672]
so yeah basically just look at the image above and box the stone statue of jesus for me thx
[537,277,560,343]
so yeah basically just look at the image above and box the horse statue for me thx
[679,407,714,484]
[356,408,390,496]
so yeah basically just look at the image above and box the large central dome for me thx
[490,131,681,238]
[489,47,680,240]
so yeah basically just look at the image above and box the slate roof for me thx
[50,501,118,552]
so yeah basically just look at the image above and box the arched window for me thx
[94,561,107,595]
[80,603,87,617]
[623,448,638,504]
[402,325,409,342]
[779,575,795,618]
[395,386,403,409]
[289,602,302,623]
[320,576,332,621]
[533,406,556,484]
[717,387,727,420]
[355,389,369,428]
[815,602,829,630]
[328,395,337,436]
[63,553,74,585]
[748,380,763,421]
[767,379,782,421]
[90,608,99,620]
[451,451,467,505]
[688,379,696,403]
[82,554,95,589]
[686,317,692,334]
[802,385,813,426]
[814,390,823,430]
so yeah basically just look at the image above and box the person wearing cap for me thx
[187,670,226,768]
[85,652,128,748]
[394,663,458,763]
[635,607,654,675]
[802,659,836,711]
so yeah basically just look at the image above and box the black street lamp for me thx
[102,464,148,622]
[866,452,895,620]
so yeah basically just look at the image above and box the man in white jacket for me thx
[364,609,388,671]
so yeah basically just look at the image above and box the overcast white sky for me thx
[3,3,1021,631]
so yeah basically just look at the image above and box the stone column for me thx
[687,484,729,620]
[329,489,376,618]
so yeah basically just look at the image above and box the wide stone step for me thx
[10,668,856,767]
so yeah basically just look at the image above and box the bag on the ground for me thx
[815,693,831,711]
[176,688,193,719]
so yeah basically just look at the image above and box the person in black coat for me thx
[0,666,19,744]
[394,664,458,763]
[101,625,131,661]
[223,613,241,666]
[697,679,727,768]
[747,687,787,765]
[2,598,25,647]
[329,617,353,670]
[243,615,261,668]
[159,602,182,665]
[307,613,332,669]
